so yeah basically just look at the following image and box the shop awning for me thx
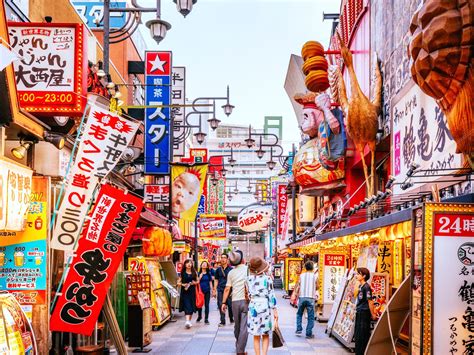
[139,207,182,240]
[289,193,474,249]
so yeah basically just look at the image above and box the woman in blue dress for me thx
[197,260,213,324]
[247,257,278,355]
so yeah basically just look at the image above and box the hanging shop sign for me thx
[170,164,208,221]
[207,157,226,214]
[370,273,389,318]
[144,51,172,174]
[50,184,143,335]
[299,194,315,223]
[391,83,462,195]
[238,204,272,232]
[172,241,186,253]
[277,184,287,235]
[321,253,346,304]
[199,214,226,240]
[144,184,169,204]
[171,66,186,157]
[202,243,219,263]
[51,104,140,250]
[0,159,32,231]
[7,22,87,116]
[0,176,49,305]
[420,203,474,354]
[72,1,126,29]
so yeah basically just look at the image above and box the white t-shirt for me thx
[298,271,318,299]
[226,264,248,301]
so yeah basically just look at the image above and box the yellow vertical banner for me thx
[377,240,393,284]
[392,239,404,287]
[171,164,208,222]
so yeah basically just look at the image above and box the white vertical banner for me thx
[171,67,186,157]
[51,104,140,250]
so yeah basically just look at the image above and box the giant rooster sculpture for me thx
[335,32,383,197]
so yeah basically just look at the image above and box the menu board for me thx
[332,272,389,346]
[128,257,170,326]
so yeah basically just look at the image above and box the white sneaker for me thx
[185,321,192,329]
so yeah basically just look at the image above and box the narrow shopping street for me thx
[136,290,350,355]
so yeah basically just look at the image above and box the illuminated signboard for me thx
[8,22,87,116]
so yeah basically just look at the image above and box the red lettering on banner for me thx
[434,213,474,237]
[50,184,143,335]
[68,192,85,207]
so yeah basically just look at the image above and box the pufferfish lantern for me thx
[292,91,347,195]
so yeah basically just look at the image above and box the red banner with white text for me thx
[50,184,143,335]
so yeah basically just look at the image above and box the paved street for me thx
[129,290,350,354]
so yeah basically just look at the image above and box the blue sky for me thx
[139,0,340,150]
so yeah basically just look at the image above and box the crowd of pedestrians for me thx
[176,253,374,355]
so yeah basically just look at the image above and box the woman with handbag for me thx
[246,257,279,355]
[197,261,213,324]
[177,259,199,329]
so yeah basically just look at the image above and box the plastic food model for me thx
[142,227,173,256]
[408,0,473,167]
[335,33,382,197]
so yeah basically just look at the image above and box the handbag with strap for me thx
[272,323,285,348]
[195,283,204,309]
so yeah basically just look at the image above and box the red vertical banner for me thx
[277,184,288,235]
[50,184,144,335]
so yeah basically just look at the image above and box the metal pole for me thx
[194,216,199,268]
[291,144,297,257]
[103,0,110,75]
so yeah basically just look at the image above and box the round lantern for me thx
[143,227,173,256]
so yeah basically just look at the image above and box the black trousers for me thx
[217,290,233,324]
[354,310,371,355]
[197,291,211,320]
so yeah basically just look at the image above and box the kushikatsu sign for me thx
[144,51,172,174]
[8,22,87,115]
[50,184,143,335]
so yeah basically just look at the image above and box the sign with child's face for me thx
[171,164,208,222]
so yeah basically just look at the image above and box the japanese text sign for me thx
[424,204,474,354]
[0,159,33,231]
[238,204,272,232]
[145,51,172,174]
[144,184,170,204]
[377,240,393,284]
[72,1,126,29]
[171,67,186,157]
[50,184,143,335]
[391,83,461,194]
[51,104,139,250]
[8,22,87,115]
[171,164,208,222]
[322,253,345,304]
[0,177,49,305]
[277,184,287,235]
[199,215,226,240]
[207,156,225,214]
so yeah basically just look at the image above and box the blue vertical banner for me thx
[145,51,172,174]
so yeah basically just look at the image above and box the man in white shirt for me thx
[222,250,248,355]
[292,260,318,339]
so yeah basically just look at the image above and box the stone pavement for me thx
[128,290,350,354]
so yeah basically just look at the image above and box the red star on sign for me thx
[145,51,172,75]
